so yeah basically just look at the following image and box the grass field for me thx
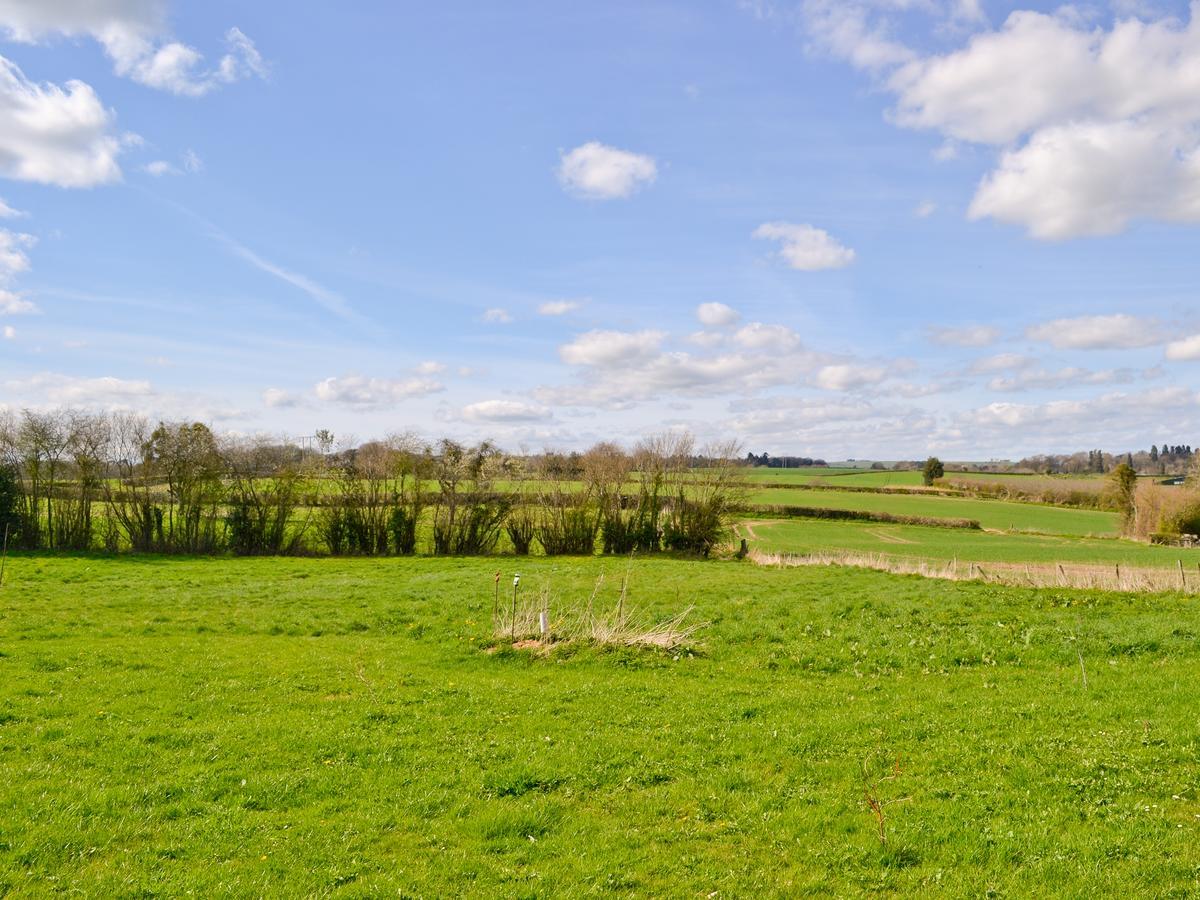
[744,488,1120,536]
[736,517,1200,569]
[743,468,927,487]
[3,554,1200,895]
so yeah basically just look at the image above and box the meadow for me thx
[736,517,1200,569]
[3,553,1200,896]
[742,487,1120,536]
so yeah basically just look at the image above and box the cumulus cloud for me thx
[969,352,1034,374]
[928,324,1000,347]
[965,386,1199,433]
[798,3,1200,238]
[752,222,855,270]
[813,362,888,391]
[2,372,152,405]
[314,375,444,409]
[557,142,657,199]
[262,387,301,408]
[143,159,176,176]
[987,366,1137,392]
[1166,333,1200,361]
[0,3,266,97]
[732,321,802,353]
[696,302,739,327]
[0,57,124,187]
[559,329,665,367]
[0,228,35,313]
[538,320,835,410]
[538,299,583,316]
[1025,314,1163,350]
[461,399,552,422]
[0,289,35,313]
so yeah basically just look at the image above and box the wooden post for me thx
[1179,560,1186,590]
[1057,563,1066,586]
[1115,563,1120,588]
[0,522,8,589]
[511,574,520,641]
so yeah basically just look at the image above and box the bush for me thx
[537,506,598,555]
[505,506,536,555]
[389,505,419,555]
[0,464,21,546]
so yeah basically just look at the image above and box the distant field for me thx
[736,517,1200,568]
[3,554,1200,895]
[744,487,1121,536]
[742,468,927,487]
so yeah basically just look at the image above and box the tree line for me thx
[0,409,745,558]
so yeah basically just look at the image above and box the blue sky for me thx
[1,0,1199,458]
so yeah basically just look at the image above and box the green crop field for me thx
[737,517,1200,569]
[3,554,1200,896]
[742,468,927,487]
[744,487,1121,536]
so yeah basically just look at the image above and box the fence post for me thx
[1179,559,1186,590]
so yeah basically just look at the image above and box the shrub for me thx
[505,505,536,555]
[389,506,418,555]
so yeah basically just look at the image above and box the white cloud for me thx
[732,322,802,353]
[928,324,1001,347]
[483,307,513,324]
[2,372,152,404]
[1166,333,1200,361]
[752,221,855,270]
[965,386,1200,433]
[813,362,888,391]
[2,323,12,339]
[0,57,124,188]
[461,399,552,422]
[1025,314,1163,350]
[914,200,937,218]
[314,375,444,409]
[143,159,176,176]
[0,197,23,217]
[987,367,1137,392]
[538,299,583,316]
[262,387,300,408]
[696,302,739,327]
[415,360,446,375]
[0,289,35,313]
[0,4,266,97]
[969,352,1034,374]
[182,148,203,172]
[685,330,726,348]
[800,3,1200,238]
[0,228,33,279]
[559,329,665,367]
[558,142,657,199]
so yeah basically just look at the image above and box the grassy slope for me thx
[745,488,1120,536]
[740,518,1200,568]
[3,555,1200,896]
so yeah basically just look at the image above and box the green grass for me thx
[743,468,926,487]
[3,554,1200,895]
[739,517,1200,569]
[745,487,1120,536]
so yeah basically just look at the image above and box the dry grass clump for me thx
[491,570,705,652]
